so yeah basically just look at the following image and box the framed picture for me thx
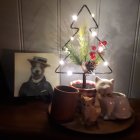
[14,53,60,100]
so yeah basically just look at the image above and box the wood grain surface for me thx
[0,99,139,140]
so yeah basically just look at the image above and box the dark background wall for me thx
[0,0,140,98]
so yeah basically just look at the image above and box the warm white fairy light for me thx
[67,71,73,76]
[72,15,78,21]
[91,13,95,18]
[68,51,70,54]
[65,47,69,52]
[104,61,109,66]
[59,60,64,65]
[98,47,104,53]
[92,72,95,75]
[70,36,74,41]
[91,31,97,37]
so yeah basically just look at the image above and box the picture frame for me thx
[14,53,60,100]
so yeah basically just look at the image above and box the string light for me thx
[92,72,95,75]
[91,13,95,18]
[70,36,74,41]
[98,47,104,53]
[91,31,97,37]
[67,71,73,76]
[104,61,109,66]
[55,5,113,75]
[72,15,78,21]
[64,47,69,52]
[59,60,64,65]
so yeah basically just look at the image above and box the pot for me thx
[70,80,96,97]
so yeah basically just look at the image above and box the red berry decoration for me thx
[91,55,96,60]
[89,52,96,60]
[89,52,94,56]
[98,41,107,47]
[102,41,107,46]
[91,45,96,51]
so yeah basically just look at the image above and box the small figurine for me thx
[80,95,101,126]
[95,76,132,120]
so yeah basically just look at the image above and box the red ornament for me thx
[91,45,96,51]
[91,55,96,60]
[99,41,107,46]
[90,52,94,56]
[102,41,107,46]
[89,52,96,60]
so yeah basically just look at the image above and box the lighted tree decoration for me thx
[55,5,112,88]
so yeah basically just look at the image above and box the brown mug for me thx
[50,85,79,123]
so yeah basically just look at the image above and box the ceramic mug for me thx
[50,85,79,123]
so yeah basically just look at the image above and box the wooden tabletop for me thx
[0,99,139,140]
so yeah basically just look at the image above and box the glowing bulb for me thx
[70,36,74,41]
[92,31,97,37]
[65,47,69,52]
[68,51,70,54]
[67,71,73,76]
[59,60,64,65]
[92,72,95,76]
[72,15,78,21]
[104,61,109,66]
[92,13,95,18]
[98,47,104,53]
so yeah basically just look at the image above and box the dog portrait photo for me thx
[14,53,59,101]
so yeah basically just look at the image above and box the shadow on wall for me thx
[0,49,15,98]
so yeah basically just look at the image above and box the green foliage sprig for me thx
[66,25,90,65]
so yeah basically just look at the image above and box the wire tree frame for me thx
[55,5,113,77]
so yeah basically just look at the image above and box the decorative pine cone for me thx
[81,61,96,73]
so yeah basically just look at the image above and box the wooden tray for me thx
[48,105,135,134]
